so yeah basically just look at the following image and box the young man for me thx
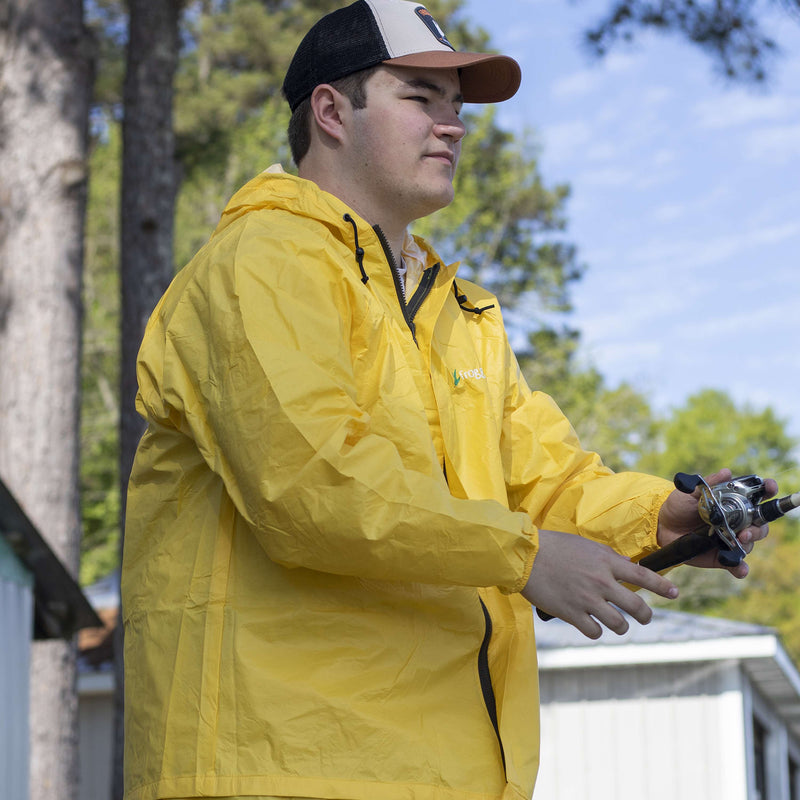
[122,2,771,799]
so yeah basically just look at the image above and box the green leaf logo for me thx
[453,369,461,387]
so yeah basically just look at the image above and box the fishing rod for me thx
[537,472,800,622]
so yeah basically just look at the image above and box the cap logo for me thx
[414,7,455,51]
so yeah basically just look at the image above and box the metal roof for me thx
[535,606,773,650]
[0,478,101,639]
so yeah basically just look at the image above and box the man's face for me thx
[344,65,466,229]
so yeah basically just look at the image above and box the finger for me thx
[569,613,603,640]
[594,606,630,635]
[724,559,749,579]
[738,523,769,547]
[605,585,653,628]
[734,533,755,554]
[618,561,679,600]
[703,468,732,489]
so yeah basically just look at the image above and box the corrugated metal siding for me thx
[78,690,114,800]
[0,575,33,800]
[534,660,748,800]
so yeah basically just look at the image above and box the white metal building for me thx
[0,533,33,800]
[534,609,800,800]
[77,573,118,800]
[0,477,100,800]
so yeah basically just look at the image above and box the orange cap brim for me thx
[383,51,521,103]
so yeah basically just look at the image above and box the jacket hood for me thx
[214,166,342,234]
[212,165,459,283]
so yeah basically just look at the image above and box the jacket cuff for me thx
[500,528,538,595]
[636,485,675,556]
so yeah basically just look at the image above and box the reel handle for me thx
[674,472,702,494]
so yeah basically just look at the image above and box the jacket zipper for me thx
[373,225,439,345]
[479,598,507,775]
[407,264,439,321]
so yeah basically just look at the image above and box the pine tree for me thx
[0,2,93,797]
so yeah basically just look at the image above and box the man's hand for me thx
[657,468,776,578]
[521,529,679,640]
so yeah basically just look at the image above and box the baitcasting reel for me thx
[639,472,800,572]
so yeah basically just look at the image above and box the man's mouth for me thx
[425,151,455,165]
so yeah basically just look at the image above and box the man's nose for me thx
[434,114,466,142]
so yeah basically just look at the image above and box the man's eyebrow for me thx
[402,77,464,104]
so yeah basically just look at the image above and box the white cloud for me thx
[653,148,677,167]
[641,86,676,107]
[653,202,687,223]
[550,68,603,100]
[550,53,638,100]
[748,220,800,246]
[577,166,638,187]
[603,52,638,75]
[583,140,622,162]
[745,122,800,164]
[659,222,800,271]
[541,119,593,163]
[693,90,800,130]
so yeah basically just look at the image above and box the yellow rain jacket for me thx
[122,169,672,800]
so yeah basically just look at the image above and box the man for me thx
[122,2,772,799]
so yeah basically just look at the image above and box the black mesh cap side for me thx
[283,1,391,112]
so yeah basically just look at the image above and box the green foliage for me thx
[81,122,122,586]
[636,388,797,480]
[518,327,660,471]
[174,0,343,175]
[174,95,292,266]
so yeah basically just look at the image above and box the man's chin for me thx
[418,187,456,218]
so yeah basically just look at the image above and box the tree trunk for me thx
[0,2,92,799]
[114,1,181,796]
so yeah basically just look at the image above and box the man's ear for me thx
[309,84,350,144]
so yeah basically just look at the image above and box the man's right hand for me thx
[521,529,679,639]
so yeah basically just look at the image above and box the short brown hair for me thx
[287,67,377,167]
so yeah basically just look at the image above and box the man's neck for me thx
[299,161,408,266]
[376,225,406,269]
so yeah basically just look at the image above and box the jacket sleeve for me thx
[135,216,537,592]
[501,345,672,562]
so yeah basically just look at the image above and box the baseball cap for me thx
[282,0,522,112]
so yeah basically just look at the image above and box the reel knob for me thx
[674,472,702,494]
[717,547,744,568]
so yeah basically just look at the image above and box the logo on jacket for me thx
[453,367,486,387]
[415,7,455,50]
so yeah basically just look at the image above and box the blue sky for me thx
[463,0,800,446]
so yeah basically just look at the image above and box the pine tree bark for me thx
[0,1,92,799]
[114,1,182,797]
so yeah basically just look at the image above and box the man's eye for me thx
[409,95,429,103]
